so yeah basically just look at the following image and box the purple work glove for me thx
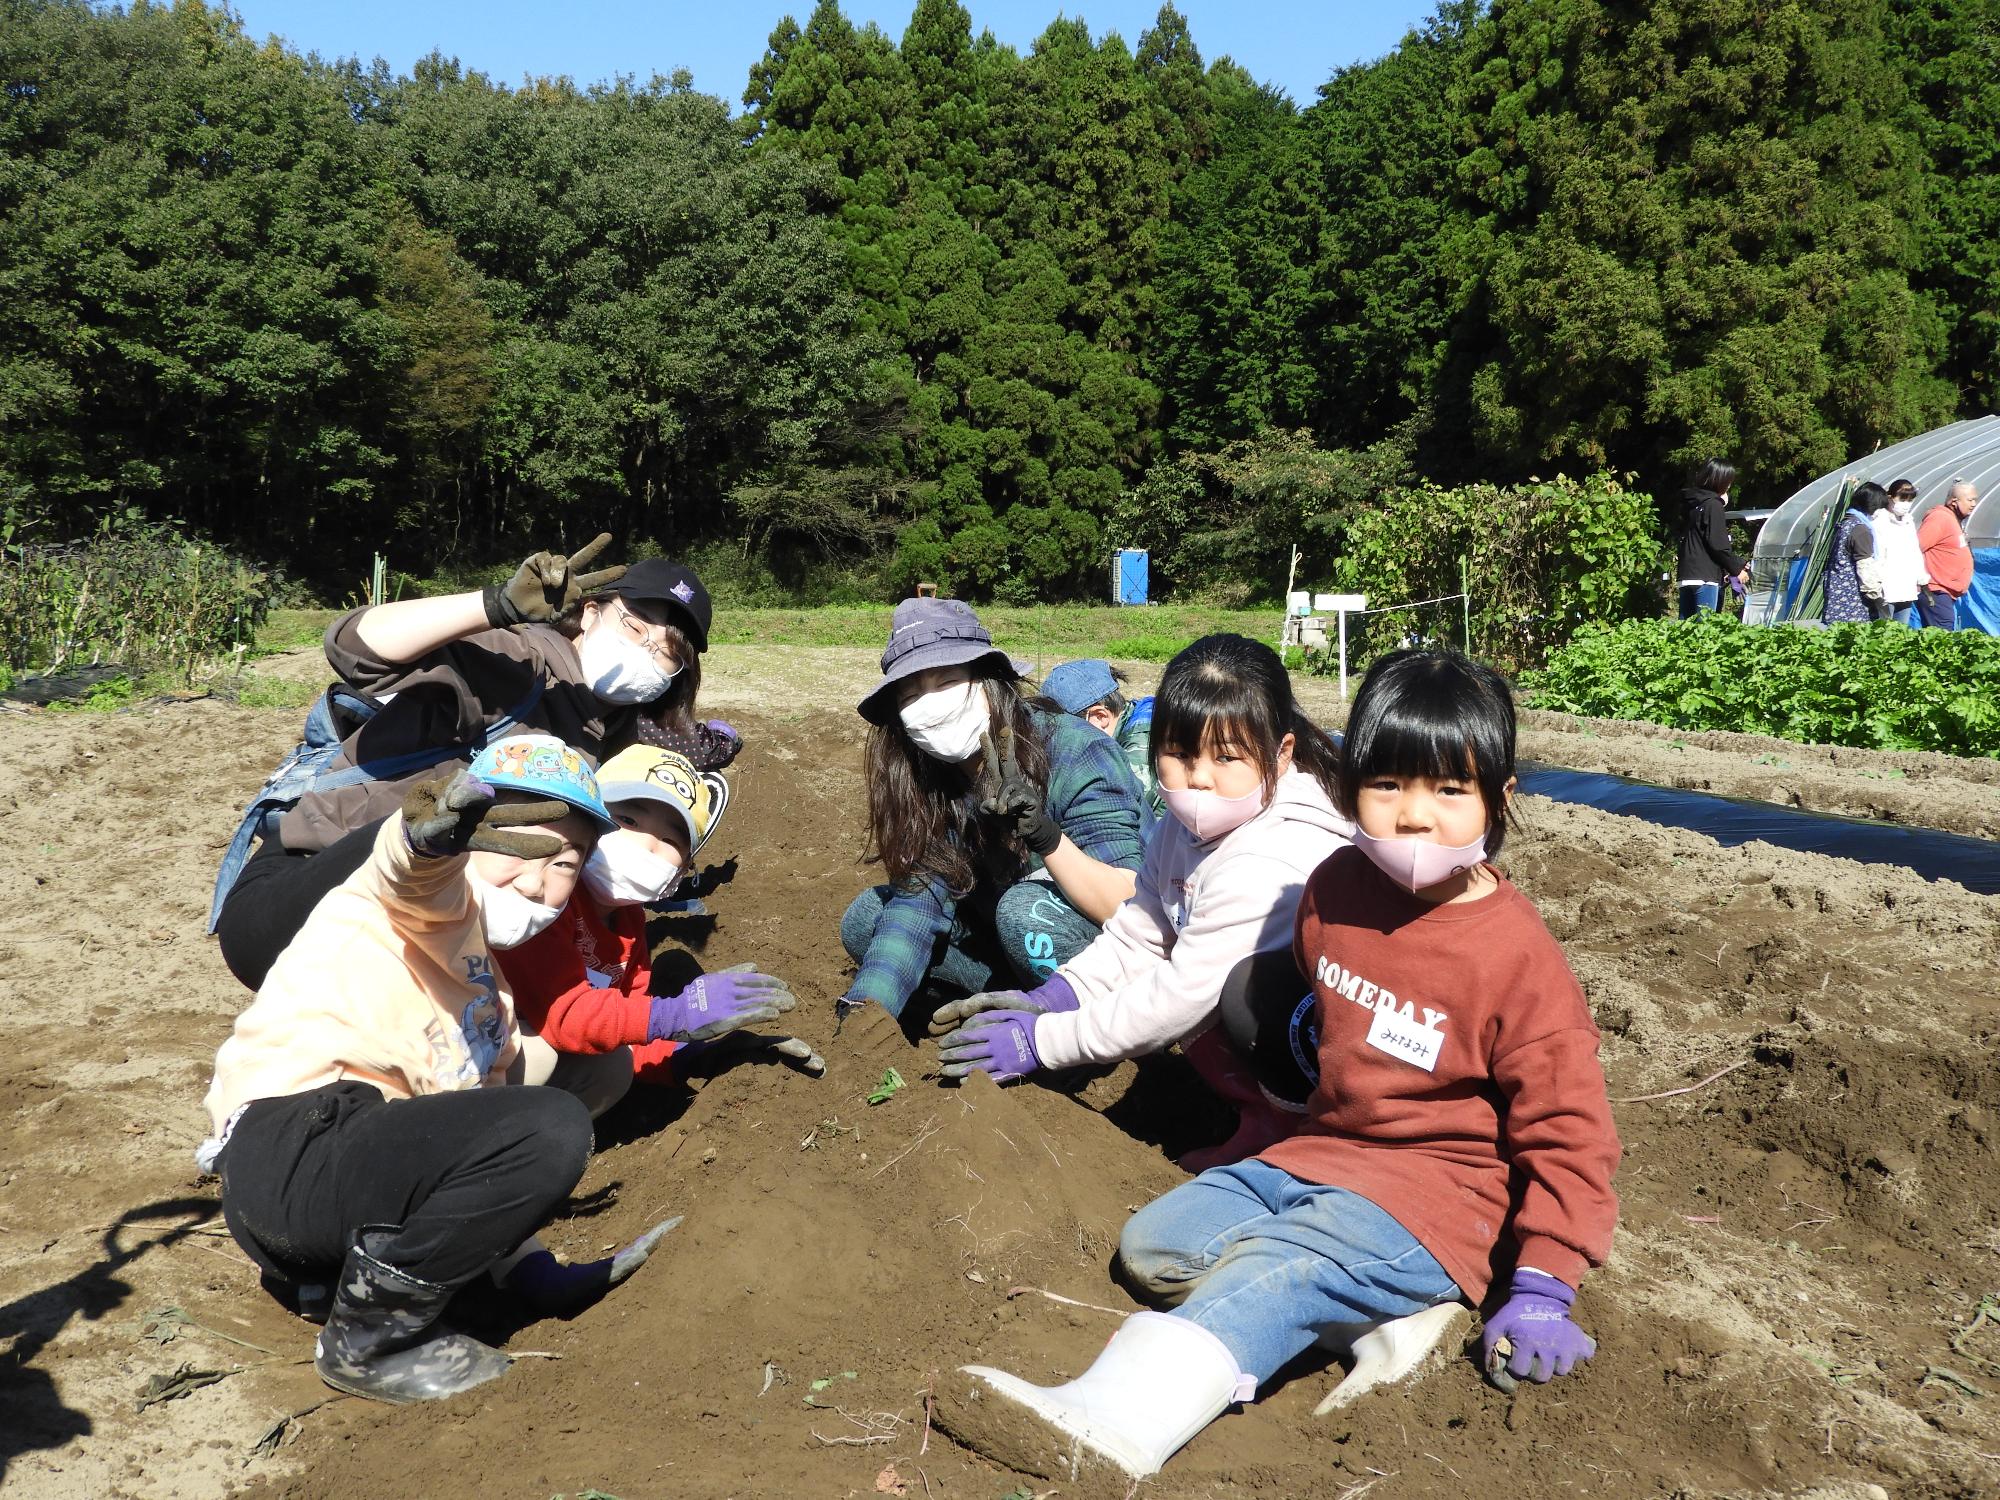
[937,1009,1043,1083]
[926,973,1078,1036]
[703,719,743,768]
[501,1215,681,1315]
[1480,1269,1596,1384]
[647,962,796,1044]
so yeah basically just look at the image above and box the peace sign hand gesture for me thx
[483,533,628,627]
[978,724,1062,857]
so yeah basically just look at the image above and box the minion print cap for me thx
[595,745,729,855]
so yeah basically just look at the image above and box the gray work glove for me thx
[401,767,565,860]
[482,532,626,627]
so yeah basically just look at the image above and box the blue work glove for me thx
[926,973,1078,1036]
[648,962,796,1044]
[1480,1269,1597,1385]
[937,1008,1043,1083]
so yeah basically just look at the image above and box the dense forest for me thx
[2,0,1995,601]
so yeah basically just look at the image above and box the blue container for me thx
[1113,549,1149,606]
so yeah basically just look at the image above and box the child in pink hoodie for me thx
[932,634,1351,1169]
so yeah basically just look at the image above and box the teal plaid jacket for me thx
[849,709,1146,1013]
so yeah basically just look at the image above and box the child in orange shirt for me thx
[954,650,1620,1479]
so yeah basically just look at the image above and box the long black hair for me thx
[1335,649,1517,854]
[863,667,1053,897]
[1151,634,1340,803]
[1688,458,1737,495]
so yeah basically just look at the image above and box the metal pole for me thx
[1338,605,1350,701]
[1278,544,1299,663]
[1460,555,1471,653]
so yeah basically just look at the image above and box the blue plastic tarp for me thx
[1958,547,2000,635]
[1517,765,2000,894]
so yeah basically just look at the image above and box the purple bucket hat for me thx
[857,598,1016,724]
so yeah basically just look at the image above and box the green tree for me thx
[1147,66,1320,446]
[1444,0,1954,496]
[1305,3,1478,449]
[0,0,403,558]
[1890,0,2000,414]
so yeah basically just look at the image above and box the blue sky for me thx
[226,1,1439,109]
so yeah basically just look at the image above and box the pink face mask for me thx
[1162,784,1267,842]
[1349,826,1487,892]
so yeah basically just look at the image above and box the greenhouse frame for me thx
[1743,415,2000,630]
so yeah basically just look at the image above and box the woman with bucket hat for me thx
[213,536,727,992]
[198,734,679,1405]
[838,598,1147,1029]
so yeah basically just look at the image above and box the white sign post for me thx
[1315,593,1367,700]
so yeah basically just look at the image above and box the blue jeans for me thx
[1918,589,1959,630]
[1890,601,1917,627]
[1677,582,1720,619]
[1119,1159,1461,1385]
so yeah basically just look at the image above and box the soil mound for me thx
[3,693,1998,1499]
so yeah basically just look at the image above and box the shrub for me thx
[0,513,268,682]
[1327,471,1665,672]
[1523,614,2000,757]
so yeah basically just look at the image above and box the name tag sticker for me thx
[1366,1005,1444,1072]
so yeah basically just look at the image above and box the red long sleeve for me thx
[1260,848,1620,1301]
[496,900,653,1054]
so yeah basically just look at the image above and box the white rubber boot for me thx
[960,1311,1256,1479]
[1313,1302,1470,1414]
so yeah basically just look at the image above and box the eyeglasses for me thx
[610,599,679,670]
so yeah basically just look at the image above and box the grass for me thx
[35,664,320,713]
[12,602,1281,712]
[254,608,337,656]
[250,604,1282,661]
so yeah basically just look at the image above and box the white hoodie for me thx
[1869,506,1927,604]
[1033,765,1352,1069]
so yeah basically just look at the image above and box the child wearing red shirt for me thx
[498,746,809,1084]
[500,748,828,1096]
[954,650,1621,1480]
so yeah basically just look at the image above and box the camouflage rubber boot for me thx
[313,1226,512,1404]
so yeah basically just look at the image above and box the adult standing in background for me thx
[1823,483,1885,626]
[1918,479,1979,630]
[1871,479,1926,626]
[1675,459,1748,618]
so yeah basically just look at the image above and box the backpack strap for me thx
[207,675,550,932]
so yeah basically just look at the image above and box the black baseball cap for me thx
[603,559,712,653]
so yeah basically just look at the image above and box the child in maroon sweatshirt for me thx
[954,650,1620,1480]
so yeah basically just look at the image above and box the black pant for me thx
[218,1081,592,1289]
[214,818,384,990]
[1217,948,1320,1109]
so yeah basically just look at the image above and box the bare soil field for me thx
[2,643,1998,1500]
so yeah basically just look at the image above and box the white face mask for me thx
[579,616,676,705]
[899,679,990,763]
[1891,499,1913,518]
[581,829,684,907]
[473,878,565,949]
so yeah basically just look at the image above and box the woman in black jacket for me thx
[1675,459,1749,618]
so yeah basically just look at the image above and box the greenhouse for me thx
[1743,415,2000,629]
